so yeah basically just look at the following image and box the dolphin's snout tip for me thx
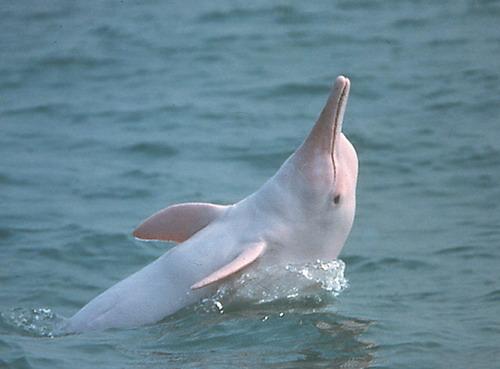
[335,75,350,88]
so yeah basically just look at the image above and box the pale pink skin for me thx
[64,76,358,332]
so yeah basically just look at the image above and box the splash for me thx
[1,307,65,337]
[196,259,348,315]
[285,259,348,293]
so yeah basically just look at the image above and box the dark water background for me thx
[1,1,500,368]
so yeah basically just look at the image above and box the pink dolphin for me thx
[65,76,358,332]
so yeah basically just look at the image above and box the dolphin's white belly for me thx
[65,240,225,332]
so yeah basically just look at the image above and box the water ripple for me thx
[482,290,500,303]
[0,307,64,338]
[260,82,330,98]
[358,257,433,273]
[78,186,152,200]
[122,142,179,159]
[1,103,72,118]
[197,5,307,24]
[37,55,118,69]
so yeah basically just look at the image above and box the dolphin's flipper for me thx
[191,241,267,289]
[133,202,230,243]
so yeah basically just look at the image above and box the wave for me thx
[122,142,179,158]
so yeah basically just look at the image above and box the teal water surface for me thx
[1,1,500,368]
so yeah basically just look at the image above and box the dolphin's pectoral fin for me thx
[133,202,230,243]
[191,241,266,290]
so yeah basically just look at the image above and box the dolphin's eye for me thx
[333,194,341,204]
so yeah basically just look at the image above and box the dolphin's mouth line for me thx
[331,81,349,180]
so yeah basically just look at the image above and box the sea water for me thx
[1,1,499,368]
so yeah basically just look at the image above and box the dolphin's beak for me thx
[299,76,351,175]
[330,76,350,156]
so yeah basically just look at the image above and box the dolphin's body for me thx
[65,76,358,332]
